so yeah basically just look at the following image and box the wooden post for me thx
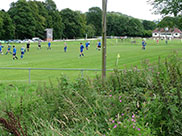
[102,0,107,85]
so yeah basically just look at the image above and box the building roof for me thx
[174,28,182,33]
[153,28,182,33]
[153,28,159,33]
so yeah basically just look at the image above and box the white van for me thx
[32,37,41,42]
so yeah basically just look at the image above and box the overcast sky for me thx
[0,0,161,21]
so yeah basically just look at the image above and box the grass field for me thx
[0,38,182,136]
[0,38,182,83]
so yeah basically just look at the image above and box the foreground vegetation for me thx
[0,54,182,136]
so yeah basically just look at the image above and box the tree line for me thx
[0,0,170,40]
[148,0,182,30]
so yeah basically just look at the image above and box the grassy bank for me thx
[0,54,182,136]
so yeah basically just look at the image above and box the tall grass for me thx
[0,54,182,136]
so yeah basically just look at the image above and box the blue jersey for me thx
[21,47,24,52]
[142,41,146,46]
[86,42,89,47]
[98,42,101,47]
[80,45,84,52]
[48,42,51,47]
[0,45,2,51]
[21,47,25,55]
[8,45,11,51]
[13,48,16,54]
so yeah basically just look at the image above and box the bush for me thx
[0,54,182,135]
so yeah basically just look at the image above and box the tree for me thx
[40,0,64,39]
[143,30,152,37]
[107,12,129,36]
[60,8,86,39]
[0,12,4,39]
[50,10,64,39]
[127,18,144,37]
[8,0,64,40]
[28,1,46,39]
[175,15,182,29]
[8,0,36,39]
[0,10,15,40]
[149,0,182,16]
[157,16,177,28]
[86,7,102,36]
[142,20,156,30]
[85,24,96,38]
[45,0,57,11]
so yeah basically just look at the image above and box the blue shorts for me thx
[21,52,24,55]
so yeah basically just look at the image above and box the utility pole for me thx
[102,0,107,85]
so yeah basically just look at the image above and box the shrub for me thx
[0,54,181,135]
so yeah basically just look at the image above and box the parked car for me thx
[16,40,23,43]
[0,40,5,43]
[32,37,42,42]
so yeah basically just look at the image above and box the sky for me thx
[0,0,162,21]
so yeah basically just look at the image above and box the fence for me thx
[0,67,118,84]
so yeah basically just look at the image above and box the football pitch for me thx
[0,39,182,83]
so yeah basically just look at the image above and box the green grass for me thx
[0,44,182,136]
[0,38,182,83]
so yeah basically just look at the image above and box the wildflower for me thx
[109,95,112,97]
[118,122,121,124]
[119,96,122,99]
[133,126,135,128]
[132,119,134,122]
[137,128,141,131]
[113,125,117,128]
[121,113,124,116]
[120,100,122,103]
[132,115,135,118]
[112,120,115,123]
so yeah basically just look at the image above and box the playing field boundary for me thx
[0,67,131,84]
